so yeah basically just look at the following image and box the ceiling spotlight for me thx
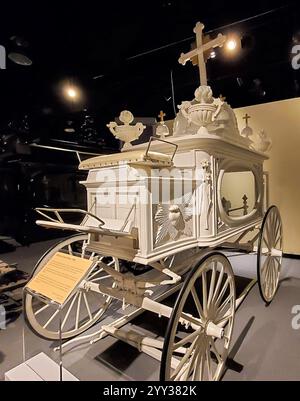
[8,35,32,66]
[59,81,84,108]
[8,52,32,66]
[210,50,216,59]
[66,88,77,99]
[226,39,237,51]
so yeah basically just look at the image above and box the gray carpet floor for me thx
[0,239,300,381]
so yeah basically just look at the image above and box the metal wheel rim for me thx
[160,252,235,381]
[24,234,119,340]
[257,205,283,303]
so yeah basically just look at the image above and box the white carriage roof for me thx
[79,149,172,170]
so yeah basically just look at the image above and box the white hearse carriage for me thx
[24,23,282,381]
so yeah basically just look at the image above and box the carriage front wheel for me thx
[257,205,283,304]
[24,234,119,340]
[160,252,235,381]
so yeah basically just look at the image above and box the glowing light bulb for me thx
[226,39,237,51]
[67,88,77,98]
[210,50,216,59]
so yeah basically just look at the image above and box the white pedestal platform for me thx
[5,352,79,381]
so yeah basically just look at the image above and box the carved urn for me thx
[107,110,146,151]
[180,86,222,133]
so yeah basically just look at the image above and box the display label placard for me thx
[26,252,93,305]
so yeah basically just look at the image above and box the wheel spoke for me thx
[173,329,202,350]
[263,259,271,290]
[202,271,208,315]
[43,309,59,329]
[274,221,280,244]
[266,222,273,248]
[178,343,200,381]
[187,335,206,381]
[215,313,232,325]
[199,350,205,380]
[180,312,202,328]
[187,342,201,380]
[263,235,271,251]
[171,337,198,379]
[275,235,281,247]
[81,241,88,258]
[34,303,50,316]
[88,268,104,280]
[215,277,230,308]
[212,266,224,303]
[75,292,82,330]
[191,286,204,317]
[207,262,217,309]
[61,292,79,329]
[216,294,233,319]
[83,292,93,321]
[209,338,222,364]
[67,244,73,255]
[206,342,213,380]
[261,256,271,280]
[273,256,281,267]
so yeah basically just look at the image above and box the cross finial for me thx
[158,110,166,122]
[243,113,251,126]
[219,94,226,102]
[178,22,226,86]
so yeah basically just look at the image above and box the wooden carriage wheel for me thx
[257,205,283,304]
[160,252,235,381]
[24,234,119,340]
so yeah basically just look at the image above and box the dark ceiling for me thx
[0,0,300,145]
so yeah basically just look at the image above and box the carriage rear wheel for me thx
[160,252,235,381]
[257,205,283,304]
[24,234,119,340]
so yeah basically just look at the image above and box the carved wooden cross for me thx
[243,113,251,126]
[158,110,166,122]
[178,22,226,86]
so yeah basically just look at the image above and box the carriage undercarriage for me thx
[24,204,283,381]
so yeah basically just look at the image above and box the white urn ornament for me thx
[180,86,222,134]
[107,110,146,151]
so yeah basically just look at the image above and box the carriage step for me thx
[102,325,164,351]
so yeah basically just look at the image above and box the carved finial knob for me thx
[194,85,214,104]
[193,22,205,34]
[119,110,134,125]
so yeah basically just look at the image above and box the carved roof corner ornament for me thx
[251,129,272,153]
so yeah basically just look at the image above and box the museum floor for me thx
[1,239,300,381]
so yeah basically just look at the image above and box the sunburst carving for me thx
[154,193,193,245]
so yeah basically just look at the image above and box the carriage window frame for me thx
[217,161,263,228]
